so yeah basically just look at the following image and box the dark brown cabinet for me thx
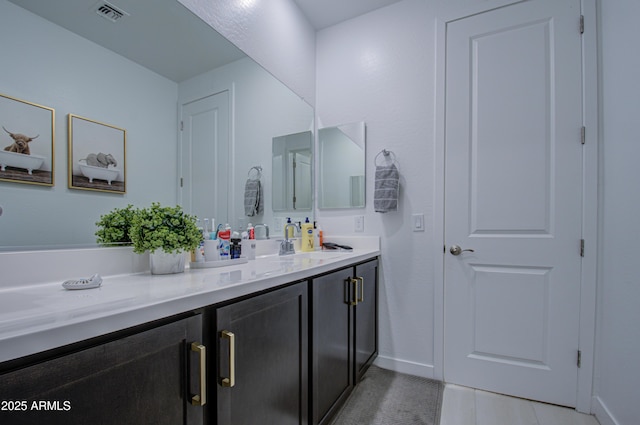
[310,259,378,425]
[0,313,205,425]
[213,281,309,425]
[0,257,378,425]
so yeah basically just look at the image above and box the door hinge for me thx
[581,126,586,145]
[580,239,585,257]
[580,15,584,34]
[180,120,184,131]
[577,350,582,368]
[180,177,183,187]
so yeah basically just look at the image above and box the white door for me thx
[293,150,312,210]
[444,0,583,407]
[179,91,230,226]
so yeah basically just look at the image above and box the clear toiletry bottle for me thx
[209,218,216,240]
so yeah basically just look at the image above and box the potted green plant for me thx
[95,204,137,246]
[129,202,202,274]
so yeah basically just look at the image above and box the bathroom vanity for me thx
[0,244,379,425]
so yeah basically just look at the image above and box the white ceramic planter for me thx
[149,250,186,275]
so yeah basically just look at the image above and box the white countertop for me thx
[0,247,379,364]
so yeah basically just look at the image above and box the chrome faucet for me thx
[279,223,299,255]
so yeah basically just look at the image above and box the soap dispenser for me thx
[284,217,294,239]
[301,217,314,252]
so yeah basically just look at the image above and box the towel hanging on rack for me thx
[244,166,263,217]
[374,150,399,213]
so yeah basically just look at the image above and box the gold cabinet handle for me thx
[190,342,207,406]
[220,330,235,388]
[349,278,358,306]
[356,276,364,303]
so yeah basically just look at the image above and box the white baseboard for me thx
[374,355,436,380]
[592,396,620,425]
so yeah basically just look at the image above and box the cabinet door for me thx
[354,259,378,382]
[216,282,308,425]
[311,267,354,425]
[0,314,204,425]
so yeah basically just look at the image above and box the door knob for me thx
[450,245,475,256]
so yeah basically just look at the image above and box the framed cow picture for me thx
[0,93,55,186]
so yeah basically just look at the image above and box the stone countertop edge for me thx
[0,247,379,364]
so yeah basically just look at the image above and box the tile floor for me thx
[440,384,601,425]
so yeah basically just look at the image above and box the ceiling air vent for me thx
[92,1,129,23]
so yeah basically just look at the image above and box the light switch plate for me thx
[354,215,364,232]
[412,213,425,232]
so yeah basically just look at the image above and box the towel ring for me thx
[248,165,262,179]
[375,149,396,166]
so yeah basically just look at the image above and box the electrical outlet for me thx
[412,213,425,232]
[354,215,364,232]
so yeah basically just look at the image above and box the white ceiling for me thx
[293,0,404,29]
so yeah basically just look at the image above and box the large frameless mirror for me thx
[1,0,313,250]
[318,122,366,209]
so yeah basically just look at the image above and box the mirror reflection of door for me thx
[179,91,230,225]
[292,149,312,210]
[272,131,312,212]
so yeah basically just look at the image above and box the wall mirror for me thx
[0,0,313,250]
[318,122,366,209]
[272,131,313,212]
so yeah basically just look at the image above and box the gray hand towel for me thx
[244,178,263,216]
[374,164,399,213]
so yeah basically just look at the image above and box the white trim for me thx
[433,0,598,412]
[374,355,435,380]
[432,15,447,383]
[592,396,621,425]
[577,0,599,414]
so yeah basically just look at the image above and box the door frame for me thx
[432,0,598,413]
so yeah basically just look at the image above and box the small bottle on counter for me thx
[284,217,294,239]
[301,217,314,252]
[230,237,242,259]
[218,224,231,260]
[315,221,323,250]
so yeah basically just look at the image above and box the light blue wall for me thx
[315,0,437,378]
[0,0,178,249]
[595,1,640,424]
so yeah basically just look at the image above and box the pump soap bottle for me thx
[301,217,314,252]
[285,217,295,239]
